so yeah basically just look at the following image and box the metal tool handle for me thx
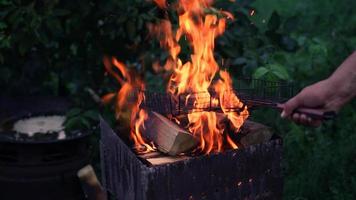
[276,104,336,120]
[293,108,336,120]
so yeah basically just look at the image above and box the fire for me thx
[102,57,155,153]
[153,0,167,9]
[104,0,248,155]
[150,0,249,153]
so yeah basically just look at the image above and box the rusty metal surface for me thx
[100,117,283,200]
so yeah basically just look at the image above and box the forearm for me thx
[327,51,356,101]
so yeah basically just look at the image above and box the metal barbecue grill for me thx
[100,79,335,200]
[140,78,294,116]
[139,78,336,120]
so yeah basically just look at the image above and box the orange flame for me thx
[105,0,248,155]
[102,56,154,153]
[153,0,167,9]
[151,0,248,154]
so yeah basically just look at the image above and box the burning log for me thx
[141,111,198,156]
[138,118,272,166]
[239,120,273,147]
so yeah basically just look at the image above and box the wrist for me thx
[331,51,356,97]
[324,75,354,110]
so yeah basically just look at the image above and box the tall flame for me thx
[102,57,155,153]
[150,0,249,154]
[105,0,248,155]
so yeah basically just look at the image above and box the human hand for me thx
[281,52,356,126]
[281,79,342,126]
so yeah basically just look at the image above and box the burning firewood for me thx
[239,120,273,147]
[141,111,198,156]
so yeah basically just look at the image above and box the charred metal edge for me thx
[100,117,150,200]
[144,139,283,200]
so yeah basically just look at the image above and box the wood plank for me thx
[137,151,162,159]
[146,155,190,166]
[142,111,198,156]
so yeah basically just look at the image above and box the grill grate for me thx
[140,78,293,116]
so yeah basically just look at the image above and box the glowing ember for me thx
[104,0,248,154]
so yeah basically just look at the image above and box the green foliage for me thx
[0,0,160,96]
[64,107,99,130]
[253,63,290,80]
[251,0,356,199]
[0,0,295,95]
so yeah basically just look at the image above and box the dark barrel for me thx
[0,97,90,200]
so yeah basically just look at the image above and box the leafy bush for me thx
[0,0,160,96]
[0,0,296,96]
[251,0,356,199]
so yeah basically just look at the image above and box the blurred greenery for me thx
[0,0,355,199]
[250,0,356,199]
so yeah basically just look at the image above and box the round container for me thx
[0,97,91,200]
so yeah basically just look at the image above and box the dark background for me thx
[0,0,355,199]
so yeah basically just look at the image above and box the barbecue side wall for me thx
[145,139,283,200]
[100,118,149,200]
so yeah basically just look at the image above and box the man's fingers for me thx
[281,96,302,118]
[292,113,301,124]
[291,114,322,127]
[299,114,309,125]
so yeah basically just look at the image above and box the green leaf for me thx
[253,67,269,79]
[308,42,328,57]
[66,108,82,118]
[64,117,80,129]
[269,64,290,80]
[83,110,98,121]
[80,118,91,129]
